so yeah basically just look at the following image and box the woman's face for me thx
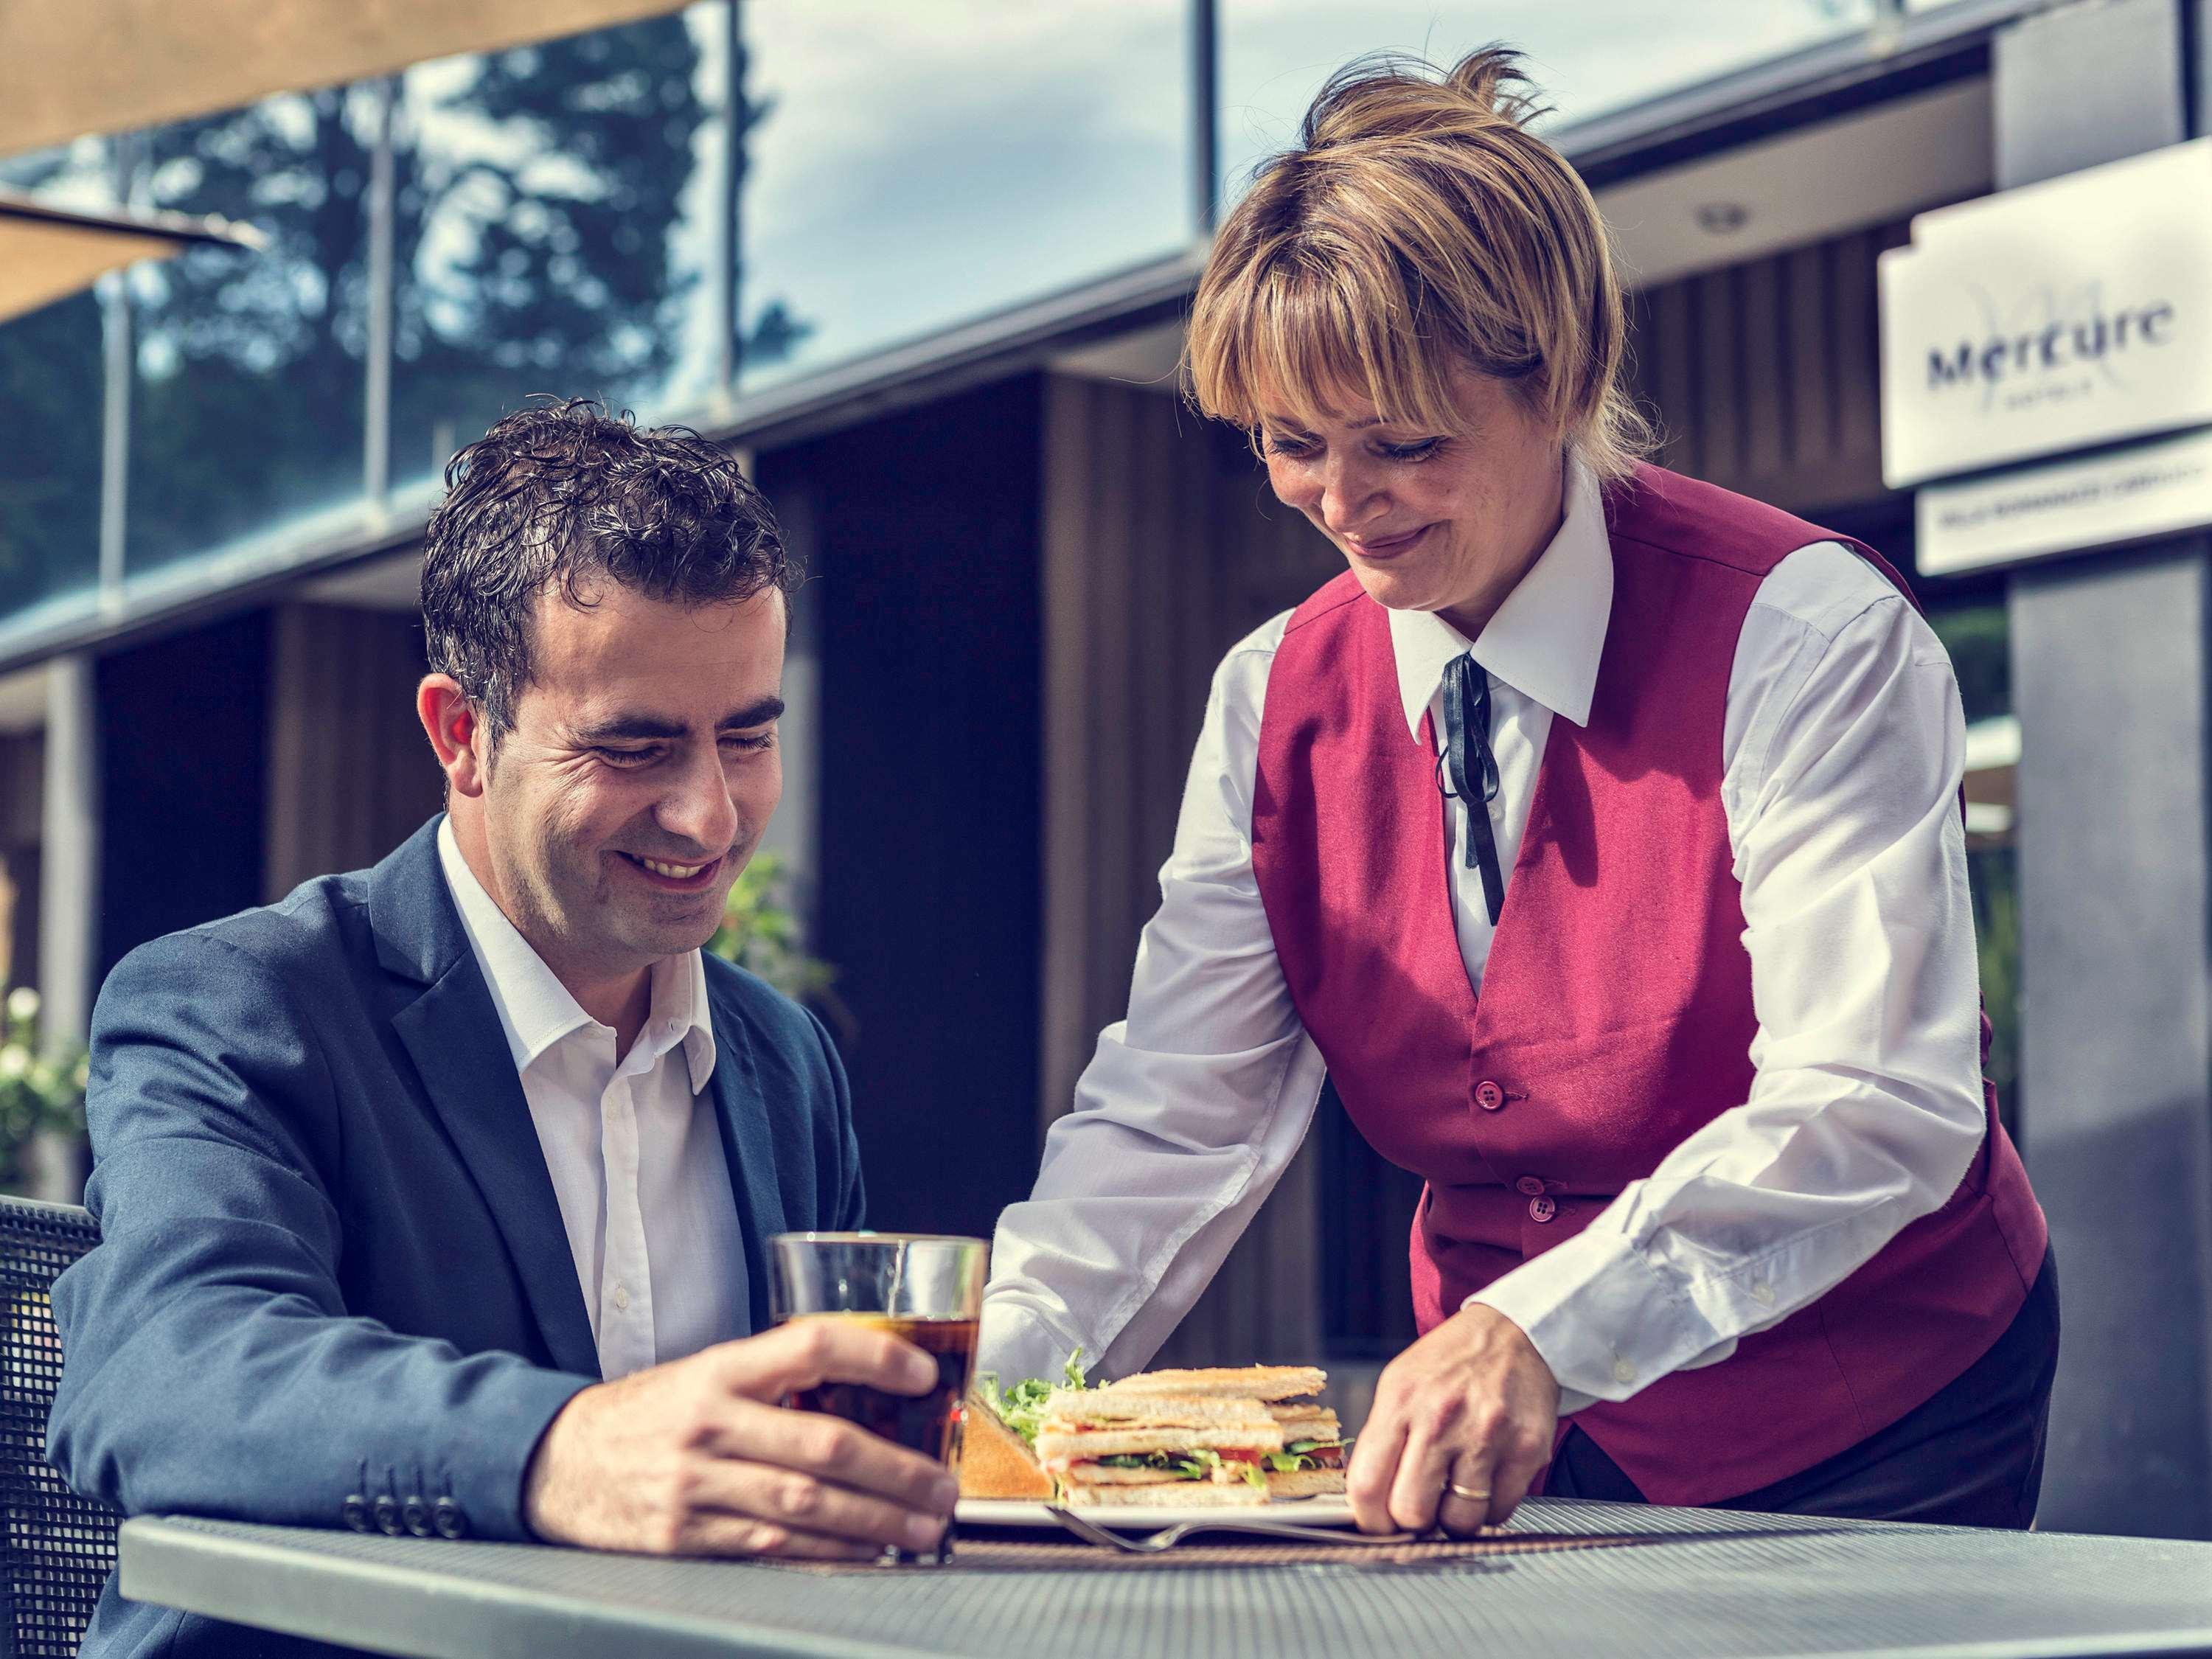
[1256,361,1566,632]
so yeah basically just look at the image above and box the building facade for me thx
[0,0,2203,1536]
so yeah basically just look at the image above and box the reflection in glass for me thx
[0,145,108,622]
[1219,1,1874,200]
[0,294,104,622]
[391,4,728,491]
[124,86,373,577]
[737,0,1189,392]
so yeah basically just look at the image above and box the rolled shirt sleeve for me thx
[1470,550,1989,1409]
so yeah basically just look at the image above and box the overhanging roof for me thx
[0,190,265,323]
[0,0,688,159]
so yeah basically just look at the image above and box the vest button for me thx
[1514,1175,1545,1197]
[1528,1195,1558,1223]
[1475,1080,1506,1111]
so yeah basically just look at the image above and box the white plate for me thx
[957,1495,1357,1529]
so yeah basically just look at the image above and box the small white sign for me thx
[1879,139,2212,489]
[1916,426,2212,576]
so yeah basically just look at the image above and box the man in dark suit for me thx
[48,401,955,1659]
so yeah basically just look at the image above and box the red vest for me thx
[1249,464,2048,1506]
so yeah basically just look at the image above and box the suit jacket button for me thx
[1528,1195,1558,1223]
[433,1498,469,1540]
[373,1495,404,1536]
[403,1498,432,1537]
[341,1495,370,1533]
[1475,1080,1506,1111]
[1514,1175,1545,1197]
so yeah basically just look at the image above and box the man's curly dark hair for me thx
[420,397,800,742]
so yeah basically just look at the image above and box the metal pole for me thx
[720,0,745,396]
[97,134,142,602]
[364,75,397,508]
[35,653,100,1203]
[1190,0,1218,236]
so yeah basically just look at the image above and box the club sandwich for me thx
[1094,1366,1349,1498]
[1032,1387,1284,1508]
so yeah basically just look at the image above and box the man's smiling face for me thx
[475,580,785,990]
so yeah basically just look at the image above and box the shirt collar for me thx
[436,818,717,1092]
[1385,452,1613,740]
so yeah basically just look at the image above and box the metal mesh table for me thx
[119,1498,2212,1659]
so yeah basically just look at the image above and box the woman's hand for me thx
[1347,1304,1560,1534]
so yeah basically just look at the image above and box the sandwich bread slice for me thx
[1262,1399,1349,1498]
[1095,1365,1327,1404]
[957,1391,1056,1500]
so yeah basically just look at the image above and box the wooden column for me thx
[263,604,442,899]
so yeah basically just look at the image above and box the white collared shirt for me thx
[981,458,1987,1413]
[437,820,750,1380]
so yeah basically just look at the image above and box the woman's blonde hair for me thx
[1186,47,1650,481]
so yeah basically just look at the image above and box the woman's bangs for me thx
[1211,263,1455,435]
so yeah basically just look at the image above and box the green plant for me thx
[0,988,88,1194]
[707,852,837,1005]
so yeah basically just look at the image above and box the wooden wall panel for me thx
[1040,375,1339,1368]
[263,604,442,900]
[1625,218,1914,515]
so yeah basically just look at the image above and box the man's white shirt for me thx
[438,819,748,1380]
[981,458,1989,1412]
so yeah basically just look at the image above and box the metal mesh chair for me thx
[0,1197,114,1658]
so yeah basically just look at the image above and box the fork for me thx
[1044,1505,1423,1552]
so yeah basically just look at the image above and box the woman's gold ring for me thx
[1446,1482,1492,1504]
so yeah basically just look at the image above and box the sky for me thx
[732,0,1882,388]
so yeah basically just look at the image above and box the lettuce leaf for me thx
[1095,1453,1208,1479]
[1268,1439,1349,1472]
[974,1348,1089,1447]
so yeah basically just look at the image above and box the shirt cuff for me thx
[1465,1228,1732,1408]
[978,1297,1091,1391]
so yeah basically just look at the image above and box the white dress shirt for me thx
[981,458,1988,1414]
[437,820,750,1380]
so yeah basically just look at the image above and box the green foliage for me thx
[706,852,835,1004]
[1969,847,2021,1110]
[0,990,88,1194]
[1927,604,2011,727]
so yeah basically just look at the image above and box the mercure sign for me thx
[1879,139,2212,492]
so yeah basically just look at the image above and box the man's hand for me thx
[524,1318,959,1560]
[1347,1304,1560,1535]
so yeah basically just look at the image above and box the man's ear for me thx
[418,675,490,798]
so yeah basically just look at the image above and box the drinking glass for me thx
[768,1232,988,1563]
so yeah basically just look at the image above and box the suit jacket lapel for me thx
[372,819,600,1378]
[706,995,787,1333]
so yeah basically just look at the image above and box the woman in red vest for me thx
[979,47,2054,1533]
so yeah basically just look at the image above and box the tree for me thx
[10,7,813,589]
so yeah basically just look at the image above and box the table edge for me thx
[119,1516,935,1659]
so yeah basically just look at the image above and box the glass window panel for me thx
[125,86,373,577]
[391,4,728,492]
[0,145,112,625]
[737,0,1190,393]
[1220,1,1877,197]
